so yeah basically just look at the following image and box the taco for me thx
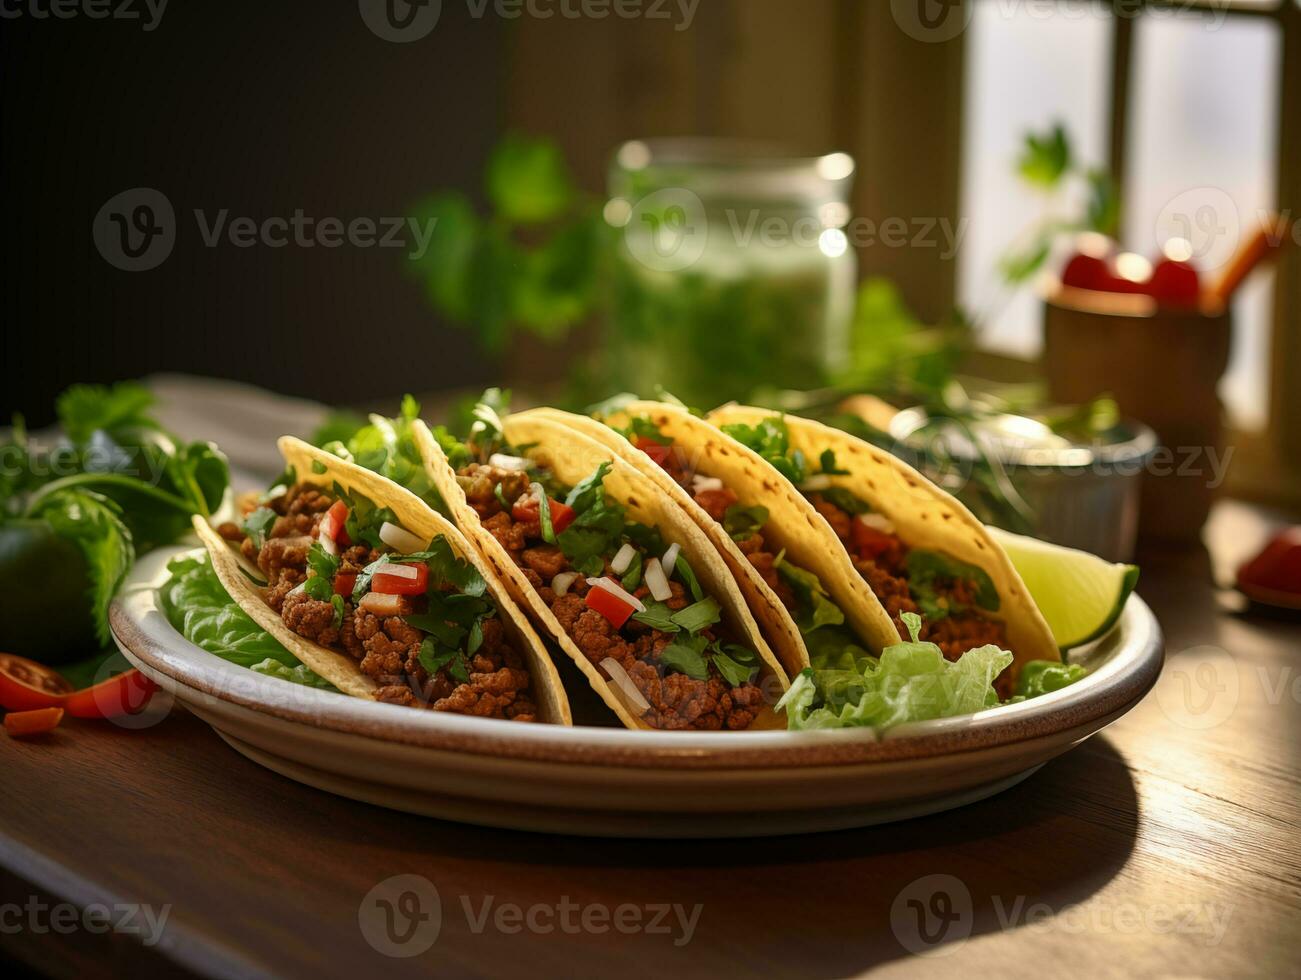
[410,408,789,731]
[704,406,1059,692]
[194,436,570,725]
[515,403,821,683]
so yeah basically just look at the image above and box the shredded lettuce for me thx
[778,612,1012,730]
[1016,659,1087,698]
[160,555,334,692]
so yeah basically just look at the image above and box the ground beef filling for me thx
[646,451,800,617]
[458,464,765,730]
[225,482,537,721]
[807,493,1010,661]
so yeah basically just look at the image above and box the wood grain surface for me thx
[1,501,1297,979]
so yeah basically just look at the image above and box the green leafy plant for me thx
[998,121,1119,287]
[0,382,230,664]
[406,134,604,351]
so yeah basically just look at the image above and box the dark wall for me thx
[2,0,505,426]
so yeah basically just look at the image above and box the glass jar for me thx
[604,140,857,408]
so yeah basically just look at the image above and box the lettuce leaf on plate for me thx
[778,612,1012,731]
[160,553,334,690]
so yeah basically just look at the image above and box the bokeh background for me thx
[3,0,1297,507]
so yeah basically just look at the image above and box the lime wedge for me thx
[987,527,1139,650]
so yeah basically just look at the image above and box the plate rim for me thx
[111,545,1164,770]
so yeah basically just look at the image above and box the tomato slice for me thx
[320,499,352,546]
[0,653,74,711]
[635,436,673,469]
[513,495,575,535]
[852,521,895,561]
[333,571,358,597]
[548,500,576,535]
[4,706,64,737]
[64,671,157,720]
[585,585,635,629]
[372,562,429,596]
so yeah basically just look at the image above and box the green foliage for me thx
[408,134,603,351]
[1017,123,1071,187]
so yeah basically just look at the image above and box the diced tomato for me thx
[333,572,358,597]
[371,562,429,596]
[64,671,157,720]
[852,521,895,561]
[512,495,575,535]
[320,499,351,546]
[4,707,64,737]
[0,654,73,711]
[548,499,576,535]
[0,654,155,722]
[585,585,635,629]
[635,436,673,469]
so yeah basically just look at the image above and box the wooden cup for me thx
[1042,291,1232,544]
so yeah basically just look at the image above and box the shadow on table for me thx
[297,733,1140,975]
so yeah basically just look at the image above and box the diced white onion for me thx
[610,542,637,575]
[379,521,427,555]
[288,582,306,597]
[378,561,420,580]
[660,543,681,573]
[857,512,896,535]
[600,657,651,713]
[359,592,404,616]
[643,558,672,602]
[586,576,646,613]
[800,474,833,492]
[691,475,724,494]
[552,571,580,596]
[319,533,338,557]
[489,453,531,471]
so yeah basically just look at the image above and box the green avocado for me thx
[0,520,99,664]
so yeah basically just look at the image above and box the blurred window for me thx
[959,0,1291,435]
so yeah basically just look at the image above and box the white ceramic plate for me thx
[110,545,1163,837]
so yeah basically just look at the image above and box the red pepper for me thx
[372,562,429,596]
[320,499,351,547]
[635,436,673,469]
[0,654,156,721]
[512,495,576,535]
[584,584,635,629]
[333,571,358,597]
[5,707,64,737]
[852,521,895,561]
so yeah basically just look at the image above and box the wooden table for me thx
[2,500,1298,979]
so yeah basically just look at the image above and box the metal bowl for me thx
[888,409,1158,562]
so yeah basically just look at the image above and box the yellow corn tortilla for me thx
[195,436,571,725]
[515,405,811,682]
[704,406,1060,679]
[411,416,789,731]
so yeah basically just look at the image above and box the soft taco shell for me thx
[705,406,1060,678]
[195,436,571,725]
[411,416,789,731]
[515,404,811,682]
